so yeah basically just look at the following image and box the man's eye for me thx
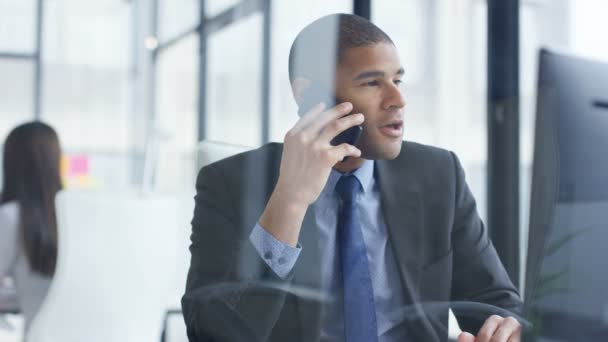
[393,79,403,85]
[362,80,380,87]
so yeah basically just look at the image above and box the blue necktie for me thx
[335,175,378,342]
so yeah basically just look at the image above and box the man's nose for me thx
[382,83,406,110]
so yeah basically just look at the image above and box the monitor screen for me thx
[524,49,608,341]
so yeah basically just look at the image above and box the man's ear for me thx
[291,77,312,107]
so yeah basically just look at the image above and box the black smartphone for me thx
[298,83,363,147]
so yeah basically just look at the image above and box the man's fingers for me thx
[458,332,475,342]
[304,102,354,133]
[476,315,504,342]
[318,112,364,143]
[291,102,327,132]
[326,143,361,164]
[459,315,521,342]
[492,317,522,342]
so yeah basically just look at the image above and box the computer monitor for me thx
[524,48,608,341]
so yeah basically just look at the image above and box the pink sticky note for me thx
[69,155,89,176]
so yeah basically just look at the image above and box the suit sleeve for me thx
[448,152,523,334]
[249,223,302,279]
[181,164,296,342]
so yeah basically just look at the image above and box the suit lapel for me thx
[375,144,442,341]
[375,152,423,304]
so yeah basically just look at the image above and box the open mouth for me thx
[379,121,403,137]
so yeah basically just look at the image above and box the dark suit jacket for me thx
[182,141,522,342]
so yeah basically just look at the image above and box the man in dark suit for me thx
[182,13,522,342]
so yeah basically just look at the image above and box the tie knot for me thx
[335,175,362,203]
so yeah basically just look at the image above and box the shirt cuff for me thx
[249,223,302,279]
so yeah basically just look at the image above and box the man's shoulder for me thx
[376,140,462,191]
[400,140,450,155]
[395,140,455,167]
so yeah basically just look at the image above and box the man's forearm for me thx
[258,187,309,247]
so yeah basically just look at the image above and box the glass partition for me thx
[3,1,608,341]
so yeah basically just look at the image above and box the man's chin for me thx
[360,143,402,160]
[381,148,402,160]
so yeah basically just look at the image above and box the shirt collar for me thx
[322,159,375,197]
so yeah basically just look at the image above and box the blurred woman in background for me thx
[0,121,62,331]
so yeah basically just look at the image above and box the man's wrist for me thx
[258,187,309,247]
[272,182,310,211]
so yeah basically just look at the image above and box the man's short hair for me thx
[288,13,394,85]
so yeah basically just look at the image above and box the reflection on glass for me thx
[183,13,523,342]
[525,49,608,341]
[268,0,352,142]
[520,0,608,298]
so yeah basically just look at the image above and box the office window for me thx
[155,33,198,191]
[0,60,33,140]
[374,0,488,221]
[520,0,608,279]
[41,0,131,150]
[0,0,38,142]
[40,0,133,189]
[0,0,37,53]
[206,0,241,18]
[206,12,263,147]
[569,0,608,60]
[158,0,199,42]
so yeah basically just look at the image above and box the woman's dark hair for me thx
[1,121,62,276]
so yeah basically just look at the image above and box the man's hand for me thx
[458,315,522,342]
[276,101,363,206]
[258,102,364,246]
